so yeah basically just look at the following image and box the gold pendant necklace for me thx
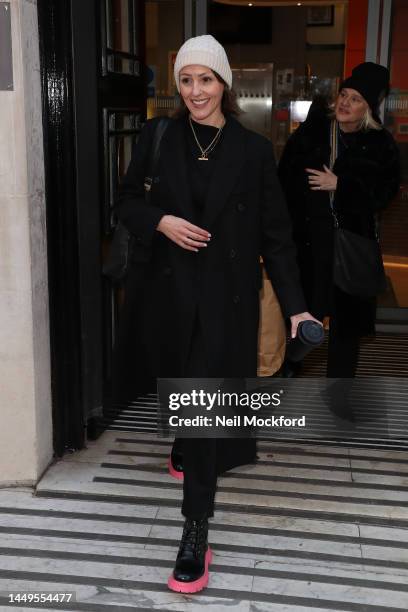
[189,116,225,161]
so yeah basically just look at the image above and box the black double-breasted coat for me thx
[278,105,400,336]
[113,114,306,398]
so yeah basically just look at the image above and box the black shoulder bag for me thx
[329,121,387,298]
[103,117,170,282]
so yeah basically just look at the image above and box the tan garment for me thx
[257,266,286,376]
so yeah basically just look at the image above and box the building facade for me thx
[1,0,406,485]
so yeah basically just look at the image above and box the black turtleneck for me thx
[184,116,224,219]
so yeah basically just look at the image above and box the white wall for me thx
[0,0,53,485]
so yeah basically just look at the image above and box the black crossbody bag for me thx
[329,120,387,298]
[103,117,170,282]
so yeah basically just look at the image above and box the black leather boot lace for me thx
[180,519,207,558]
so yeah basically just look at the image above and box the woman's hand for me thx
[290,312,322,339]
[157,215,211,252]
[306,165,338,191]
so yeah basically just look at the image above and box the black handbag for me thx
[333,226,387,297]
[329,121,387,298]
[103,117,170,281]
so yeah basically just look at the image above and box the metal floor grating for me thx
[301,332,408,378]
[103,332,408,450]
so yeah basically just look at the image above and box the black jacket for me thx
[114,114,306,386]
[278,105,400,333]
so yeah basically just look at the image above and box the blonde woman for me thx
[278,62,400,381]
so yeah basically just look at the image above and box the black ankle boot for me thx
[168,443,184,480]
[323,380,356,424]
[167,517,212,593]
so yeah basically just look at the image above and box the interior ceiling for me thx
[214,0,348,7]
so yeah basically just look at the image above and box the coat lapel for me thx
[160,117,194,220]
[202,116,247,230]
[160,115,247,227]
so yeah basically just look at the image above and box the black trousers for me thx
[326,316,360,378]
[309,286,361,379]
[178,315,255,519]
[180,317,216,519]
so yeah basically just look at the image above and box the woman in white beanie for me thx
[114,34,315,593]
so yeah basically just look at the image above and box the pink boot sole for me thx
[167,547,212,593]
[168,456,184,481]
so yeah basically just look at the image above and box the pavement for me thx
[0,430,408,611]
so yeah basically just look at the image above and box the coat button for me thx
[163,266,172,275]
[237,203,246,212]
[233,295,240,304]
[305,242,311,247]
[305,216,310,222]
[229,249,237,259]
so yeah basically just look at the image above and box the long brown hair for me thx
[173,71,242,118]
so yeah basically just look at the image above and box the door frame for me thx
[38,0,147,455]
[38,0,87,455]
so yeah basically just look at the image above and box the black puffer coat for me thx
[278,105,400,336]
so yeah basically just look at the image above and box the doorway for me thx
[381,0,408,310]
[39,0,408,456]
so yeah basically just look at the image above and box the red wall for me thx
[344,0,368,77]
[344,0,408,88]
[390,0,408,89]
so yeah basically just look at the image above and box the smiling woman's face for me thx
[335,87,369,130]
[179,65,224,125]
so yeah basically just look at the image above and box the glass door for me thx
[380,0,408,308]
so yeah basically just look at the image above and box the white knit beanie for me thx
[174,35,232,92]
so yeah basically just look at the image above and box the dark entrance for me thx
[37,0,408,456]
[38,0,147,455]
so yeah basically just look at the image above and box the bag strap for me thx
[329,119,339,228]
[144,117,171,193]
[329,119,338,171]
[329,120,381,242]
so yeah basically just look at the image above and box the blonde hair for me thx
[360,108,382,131]
[329,104,382,132]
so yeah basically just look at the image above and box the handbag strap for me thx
[144,117,171,194]
[329,119,381,242]
[329,119,339,228]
